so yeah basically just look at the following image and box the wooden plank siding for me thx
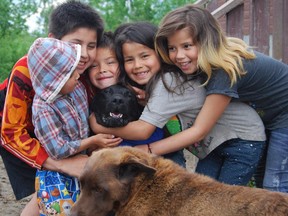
[226,4,244,39]
[196,0,288,64]
[284,0,288,63]
[250,0,270,55]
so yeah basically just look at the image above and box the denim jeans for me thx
[163,149,186,168]
[262,127,288,192]
[195,138,266,186]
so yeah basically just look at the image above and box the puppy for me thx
[90,84,163,147]
[90,84,142,128]
[71,147,288,216]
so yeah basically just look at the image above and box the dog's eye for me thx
[92,185,105,194]
[103,88,114,95]
[79,179,85,188]
[124,92,132,98]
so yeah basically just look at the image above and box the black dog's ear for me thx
[90,95,99,113]
[118,157,156,184]
[90,86,114,113]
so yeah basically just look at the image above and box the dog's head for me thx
[91,84,142,127]
[71,147,156,216]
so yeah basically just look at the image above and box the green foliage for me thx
[0,0,196,82]
[0,0,38,37]
[0,0,54,81]
[32,0,58,35]
[0,34,37,81]
[90,0,195,31]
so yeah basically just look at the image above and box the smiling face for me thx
[59,27,97,75]
[89,47,120,89]
[167,28,199,75]
[60,70,80,95]
[122,42,161,86]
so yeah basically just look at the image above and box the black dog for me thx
[91,84,142,128]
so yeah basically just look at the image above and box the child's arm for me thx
[33,108,122,160]
[138,94,231,155]
[43,154,88,178]
[1,56,49,169]
[89,113,157,140]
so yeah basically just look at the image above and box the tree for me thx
[0,0,38,37]
[0,0,54,81]
[89,0,195,31]
[0,0,196,81]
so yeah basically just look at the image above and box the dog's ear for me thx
[90,86,113,113]
[118,157,156,184]
[90,93,103,113]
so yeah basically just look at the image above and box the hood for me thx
[28,37,81,103]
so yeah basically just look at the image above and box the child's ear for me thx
[48,33,56,38]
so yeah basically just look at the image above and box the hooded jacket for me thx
[28,38,89,159]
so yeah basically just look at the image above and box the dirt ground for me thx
[0,150,197,216]
[0,156,32,215]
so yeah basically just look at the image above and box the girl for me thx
[155,4,288,192]
[90,23,186,167]
[90,22,266,186]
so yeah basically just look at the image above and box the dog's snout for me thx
[112,95,124,105]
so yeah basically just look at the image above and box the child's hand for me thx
[130,86,147,106]
[91,133,122,148]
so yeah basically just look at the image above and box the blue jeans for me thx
[262,127,288,192]
[163,149,186,168]
[195,139,266,186]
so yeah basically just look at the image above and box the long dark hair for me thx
[114,22,161,89]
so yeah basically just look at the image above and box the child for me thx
[155,4,288,193]
[28,37,121,215]
[89,22,266,186]
[116,22,186,167]
[88,31,120,93]
[89,30,185,167]
[0,1,105,215]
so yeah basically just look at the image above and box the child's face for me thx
[122,42,161,86]
[167,28,199,75]
[60,27,97,75]
[89,47,119,89]
[60,70,80,95]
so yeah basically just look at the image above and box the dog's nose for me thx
[112,95,124,105]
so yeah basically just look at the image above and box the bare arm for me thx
[42,154,88,178]
[89,113,157,140]
[78,134,122,151]
[137,94,232,155]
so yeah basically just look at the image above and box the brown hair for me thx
[155,4,255,86]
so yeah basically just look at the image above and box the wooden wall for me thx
[197,0,288,64]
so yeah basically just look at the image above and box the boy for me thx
[28,37,121,216]
[0,1,104,215]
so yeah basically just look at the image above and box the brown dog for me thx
[71,147,288,216]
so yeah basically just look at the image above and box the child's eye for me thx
[184,44,193,49]
[88,43,97,49]
[90,64,99,69]
[124,58,133,63]
[107,61,116,65]
[168,47,175,52]
[142,54,149,59]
